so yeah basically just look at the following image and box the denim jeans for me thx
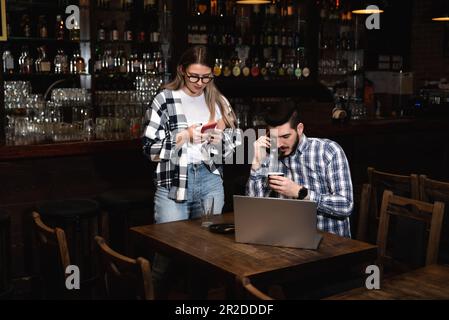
[154,163,224,224]
[152,163,224,298]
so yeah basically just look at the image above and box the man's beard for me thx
[279,135,299,159]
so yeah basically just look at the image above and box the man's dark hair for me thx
[264,100,301,129]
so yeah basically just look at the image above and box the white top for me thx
[173,89,222,164]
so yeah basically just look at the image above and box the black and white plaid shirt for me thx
[143,89,240,202]
[246,135,354,237]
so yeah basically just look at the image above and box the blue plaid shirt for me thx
[246,134,353,238]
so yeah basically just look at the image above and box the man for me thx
[246,101,354,238]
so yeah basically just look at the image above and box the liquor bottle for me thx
[36,46,51,74]
[144,0,158,13]
[250,58,260,77]
[97,21,106,41]
[70,50,85,74]
[110,20,119,42]
[70,19,81,41]
[131,53,142,74]
[210,0,218,16]
[122,0,133,10]
[213,58,223,77]
[19,47,33,74]
[197,0,209,16]
[115,47,128,74]
[54,49,69,74]
[2,49,15,75]
[222,61,231,77]
[124,21,133,41]
[20,14,31,38]
[38,15,48,38]
[232,59,241,77]
[137,23,146,43]
[154,51,164,75]
[56,15,65,40]
[242,60,251,77]
[90,46,103,74]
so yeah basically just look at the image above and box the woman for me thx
[143,45,238,223]
[143,45,239,298]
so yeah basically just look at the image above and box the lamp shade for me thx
[236,0,270,4]
[352,1,384,15]
[432,0,449,21]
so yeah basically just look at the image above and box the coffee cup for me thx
[268,172,284,178]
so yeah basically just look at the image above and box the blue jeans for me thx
[152,163,224,298]
[154,163,224,224]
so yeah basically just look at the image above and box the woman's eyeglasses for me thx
[185,74,214,84]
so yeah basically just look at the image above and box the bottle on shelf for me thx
[124,21,133,42]
[122,0,134,11]
[54,49,69,74]
[35,46,52,74]
[20,14,32,38]
[70,19,81,41]
[109,20,119,42]
[115,47,128,74]
[56,15,66,40]
[144,0,158,13]
[2,49,15,75]
[19,46,33,75]
[70,50,86,74]
[97,20,106,42]
[38,15,48,38]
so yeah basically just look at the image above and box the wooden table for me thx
[326,264,449,300]
[130,213,377,297]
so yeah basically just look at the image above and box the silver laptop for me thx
[233,196,323,250]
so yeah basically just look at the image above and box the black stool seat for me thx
[0,210,12,300]
[96,189,154,254]
[35,199,101,298]
[97,189,153,212]
[38,199,100,219]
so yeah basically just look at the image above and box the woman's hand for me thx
[176,124,202,147]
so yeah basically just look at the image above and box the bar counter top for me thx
[1,116,448,161]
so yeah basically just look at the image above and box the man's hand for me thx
[268,176,301,198]
[252,136,270,171]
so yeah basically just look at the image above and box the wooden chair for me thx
[356,167,419,242]
[94,236,154,300]
[236,276,274,300]
[419,175,449,263]
[32,212,71,299]
[377,191,445,274]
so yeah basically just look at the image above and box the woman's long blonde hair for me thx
[163,46,236,129]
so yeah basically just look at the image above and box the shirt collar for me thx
[295,134,308,156]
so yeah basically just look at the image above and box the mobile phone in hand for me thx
[201,121,217,134]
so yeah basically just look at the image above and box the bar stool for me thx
[0,210,13,300]
[36,199,101,296]
[96,189,154,254]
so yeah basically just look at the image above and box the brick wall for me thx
[411,0,449,88]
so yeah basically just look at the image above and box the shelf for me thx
[6,37,82,45]
[3,73,88,81]
[7,0,70,10]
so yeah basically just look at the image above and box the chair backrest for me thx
[94,236,154,300]
[236,276,274,300]
[419,175,449,263]
[419,175,449,203]
[377,190,445,272]
[32,212,71,298]
[356,167,419,242]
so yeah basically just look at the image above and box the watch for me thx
[297,187,308,200]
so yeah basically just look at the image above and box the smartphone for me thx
[201,121,217,134]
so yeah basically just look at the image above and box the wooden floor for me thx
[326,264,449,300]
